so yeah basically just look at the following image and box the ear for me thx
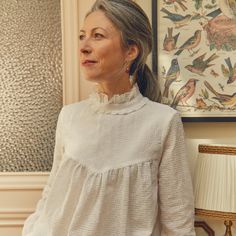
[126,44,139,62]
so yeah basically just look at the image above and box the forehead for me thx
[82,10,117,33]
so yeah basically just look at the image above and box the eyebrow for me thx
[79,27,108,34]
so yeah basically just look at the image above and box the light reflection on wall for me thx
[0,0,62,171]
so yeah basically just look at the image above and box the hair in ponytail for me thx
[87,0,162,102]
[136,65,161,102]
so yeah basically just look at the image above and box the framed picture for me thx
[194,221,215,236]
[152,0,236,122]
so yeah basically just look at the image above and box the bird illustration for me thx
[204,3,217,10]
[163,0,188,11]
[174,30,202,56]
[218,83,224,91]
[163,58,180,98]
[161,66,166,76]
[171,78,199,109]
[206,8,222,18]
[221,57,236,84]
[196,98,207,109]
[185,53,219,76]
[161,8,192,28]
[204,80,236,107]
[163,27,180,51]
[193,0,203,10]
[210,69,219,77]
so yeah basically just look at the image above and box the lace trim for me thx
[87,84,147,114]
[89,84,139,105]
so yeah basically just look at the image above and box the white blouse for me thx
[22,85,195,236]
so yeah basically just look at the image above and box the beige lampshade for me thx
[194,144,236,220]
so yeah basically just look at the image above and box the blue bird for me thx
[161,8,192,28]
[163,58,180,98]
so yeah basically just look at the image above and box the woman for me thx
[22,0,195,235]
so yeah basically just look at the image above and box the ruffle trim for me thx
[89,84,139,105]
[88,84,148,114]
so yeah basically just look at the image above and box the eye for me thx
[94,33,104,39]
[79,34,85,41]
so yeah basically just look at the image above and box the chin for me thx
[83,75,101,83]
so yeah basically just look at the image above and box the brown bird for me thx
[204,80,236,107]
[196,98,207,109]
[171,78,199,109]
[163,27,180,51]
[185,53,219,76]
[175,30,201,56]
[221,57,236,84]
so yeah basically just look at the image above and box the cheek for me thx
[97,44,126,68]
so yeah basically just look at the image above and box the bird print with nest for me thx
[157,0,236,121]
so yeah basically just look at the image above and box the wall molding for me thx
[0,209,33,227]
[61,0,80,105]
[0,208,34,218]
[0,172,48,190]
[0,173,48,229]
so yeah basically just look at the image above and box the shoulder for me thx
[58,99,89,122]
[62,99,88,113]
[139,98,183,145]
[143,100,185,145]
[144,99,180,124]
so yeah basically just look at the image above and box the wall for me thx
[0,0,63,234]
[0,0,63,172]
[0,173,47,236]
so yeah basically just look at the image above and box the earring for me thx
[124,60,130,74]
[129,74,134,85]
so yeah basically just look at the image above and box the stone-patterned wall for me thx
[0,0,62,171]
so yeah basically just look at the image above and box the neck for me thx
[96,78,133,100]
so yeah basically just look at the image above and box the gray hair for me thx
[87,0,161,102]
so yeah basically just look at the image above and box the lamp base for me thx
[224,220,233,236]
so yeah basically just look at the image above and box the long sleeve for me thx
[158,112,195,236]
[22,107,65,236]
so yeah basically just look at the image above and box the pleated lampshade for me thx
[194,144,236,220]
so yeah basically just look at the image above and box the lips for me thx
[82,60,97,66]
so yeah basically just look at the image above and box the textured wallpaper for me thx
[0,0,62,171]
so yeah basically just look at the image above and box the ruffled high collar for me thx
[88,84,148,115]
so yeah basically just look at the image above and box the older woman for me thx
[22,0,195,235]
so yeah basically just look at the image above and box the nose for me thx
[80,40,92,54]
[80,46,92,54]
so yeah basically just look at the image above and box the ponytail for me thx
[136,64,162,103]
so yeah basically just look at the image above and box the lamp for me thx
[194,144,236,236]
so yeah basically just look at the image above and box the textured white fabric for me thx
[22,85,195,236]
